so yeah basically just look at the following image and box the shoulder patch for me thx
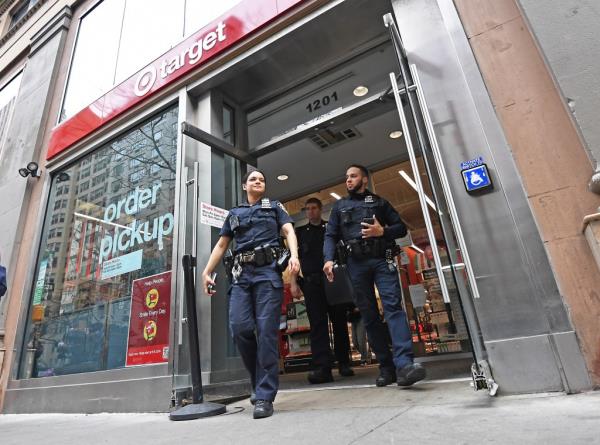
[276,201,289,214]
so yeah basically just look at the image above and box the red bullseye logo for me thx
[143,320,157,341]
[134,66,157,97]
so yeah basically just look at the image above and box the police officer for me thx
[202,170,300,419]
[323,164,426,387]
[291,197,354,384]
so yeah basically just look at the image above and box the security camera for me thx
[18,161,40,178]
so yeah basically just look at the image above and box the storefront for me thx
[2,0,592,413]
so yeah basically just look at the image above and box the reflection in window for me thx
[223,103,235,145]
[0,71,23,161]
[114,0,184,84]
[9,0,38,29]
[59,0,124,121]
[19,107,178,379]
[60,0,245,121]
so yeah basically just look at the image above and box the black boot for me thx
[338,363,355,377]
[375,367,397,387]
[307,368,334,384]
[397,363,426,386]
[253,400,274,419]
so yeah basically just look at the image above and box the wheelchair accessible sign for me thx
[461,157,493,194]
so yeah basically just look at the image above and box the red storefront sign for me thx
[47,0,307,160]
[126,271,172,366]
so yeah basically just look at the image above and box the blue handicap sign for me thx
[462,164,492,193]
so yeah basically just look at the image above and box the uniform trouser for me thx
[347,257,414,370]
[229,281,283,402]
[301,274,351,370]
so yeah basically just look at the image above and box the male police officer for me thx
[323,165,426,387]
[291,198,354,384]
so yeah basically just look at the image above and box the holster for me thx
[223,249,234,280]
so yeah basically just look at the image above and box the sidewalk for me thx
[1,373,599,445]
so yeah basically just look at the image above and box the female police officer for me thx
[202,170,300,419]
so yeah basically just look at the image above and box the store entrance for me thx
[254,111,474,388]
[182,0,494,395]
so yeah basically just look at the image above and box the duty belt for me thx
[346,238,390,259]
[234,246,284,266]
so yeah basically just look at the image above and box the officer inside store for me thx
[323,164,426,387]
[202,169,300,419]
[290,197,354,384]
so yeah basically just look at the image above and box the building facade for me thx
[0,0,598,413]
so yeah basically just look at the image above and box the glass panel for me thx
[0,71,23,160]
[114,0,185,84]
[283,160,472,360]
[223,103,235,145]
[184,0,244,37]
[19,106,178,379]
[59,0,124,121]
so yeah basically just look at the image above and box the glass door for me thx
[383,13,496,393]
[171,91,255,406]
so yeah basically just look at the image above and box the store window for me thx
[60,0,244,121]
[0,71,23,162]
[8,0,38,30]
[19,106,178,379]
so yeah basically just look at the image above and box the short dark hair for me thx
[242,169,266,185]
[347,164,369,178]
[305,197,322,209]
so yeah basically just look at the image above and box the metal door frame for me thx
[384,12,497,395]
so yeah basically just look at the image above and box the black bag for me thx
[0,264,7,298]
[324,264,354,306]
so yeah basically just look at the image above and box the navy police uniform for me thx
[324,190,414,373]
[296,220,351,372]
[220,198,293,402]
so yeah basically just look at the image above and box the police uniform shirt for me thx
[295,220,326,275]
[220,198,293,284]
[323,190,407,262]
[220,198,293,253]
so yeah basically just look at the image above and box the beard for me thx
[347,182,363,196]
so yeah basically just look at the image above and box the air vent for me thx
[308,127,361,151]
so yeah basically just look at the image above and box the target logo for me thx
[134,66,157,97]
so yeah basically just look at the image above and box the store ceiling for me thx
[214,0,395,110]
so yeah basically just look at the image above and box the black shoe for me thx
[249,392,256,405]
[338,363,355,377]
[307,368,334,384]
[375,368,397,387]
[253,400,274,419]
[397,363,426,387]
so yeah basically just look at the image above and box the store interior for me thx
[254,108,473,384]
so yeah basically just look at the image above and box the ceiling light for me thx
[389,131,403,139]
[277,174,289,181]
[330,192,342,200]
[399,170,437,211]
[353,86,369,97]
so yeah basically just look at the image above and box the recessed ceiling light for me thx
[330,192,342,200]
[389,131,403,139]
[277,174,289,181]
[353,86,369,97]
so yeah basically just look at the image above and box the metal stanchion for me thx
[169,254,226,421]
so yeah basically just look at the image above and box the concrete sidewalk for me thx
[1,378,599,445]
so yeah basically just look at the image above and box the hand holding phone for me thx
[207,272,217,294]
